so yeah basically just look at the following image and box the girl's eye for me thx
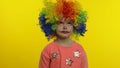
[58,22,63,24]
[67,22,72,25]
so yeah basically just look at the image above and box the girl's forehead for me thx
[60,18,69,22]
[58,17,73,23]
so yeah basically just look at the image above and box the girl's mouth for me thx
[60,31,70,34]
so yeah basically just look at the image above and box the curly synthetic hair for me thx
[39,0,87,40]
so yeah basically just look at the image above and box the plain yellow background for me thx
[0,0,120,68]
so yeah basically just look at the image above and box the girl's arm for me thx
[81,48,88,68]
[39,48,50,68]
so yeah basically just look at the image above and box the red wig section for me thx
[55,0,80,22]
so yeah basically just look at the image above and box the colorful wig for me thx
[39,0,87,40]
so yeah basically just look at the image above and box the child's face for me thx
[56,18,73,39]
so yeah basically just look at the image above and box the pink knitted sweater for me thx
[39,42,88,68]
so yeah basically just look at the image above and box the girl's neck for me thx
[54,38,74,47]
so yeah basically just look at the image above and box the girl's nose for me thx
[63,24,67,29]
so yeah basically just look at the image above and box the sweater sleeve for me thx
[81,47,88,68]
[39,47,51,68]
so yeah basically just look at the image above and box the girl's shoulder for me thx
[72,41,82,47]
[73,42,86,51]
[41,42,57,53]
[44,42,56,49]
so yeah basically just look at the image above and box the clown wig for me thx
[39,0,87,40]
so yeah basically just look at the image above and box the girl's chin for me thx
[58,35,70,39]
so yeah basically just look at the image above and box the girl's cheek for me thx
[57,26,62,31]
[69,26,73,31]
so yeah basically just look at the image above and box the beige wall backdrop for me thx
[0,0,120,68]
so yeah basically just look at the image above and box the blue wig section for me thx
[39,14,54,36]
[76,23,87,36]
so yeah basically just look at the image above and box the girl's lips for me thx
[60,31,70,34]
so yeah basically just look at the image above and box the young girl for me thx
[39,0,88,68]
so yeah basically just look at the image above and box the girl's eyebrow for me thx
[57,21,64,24]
